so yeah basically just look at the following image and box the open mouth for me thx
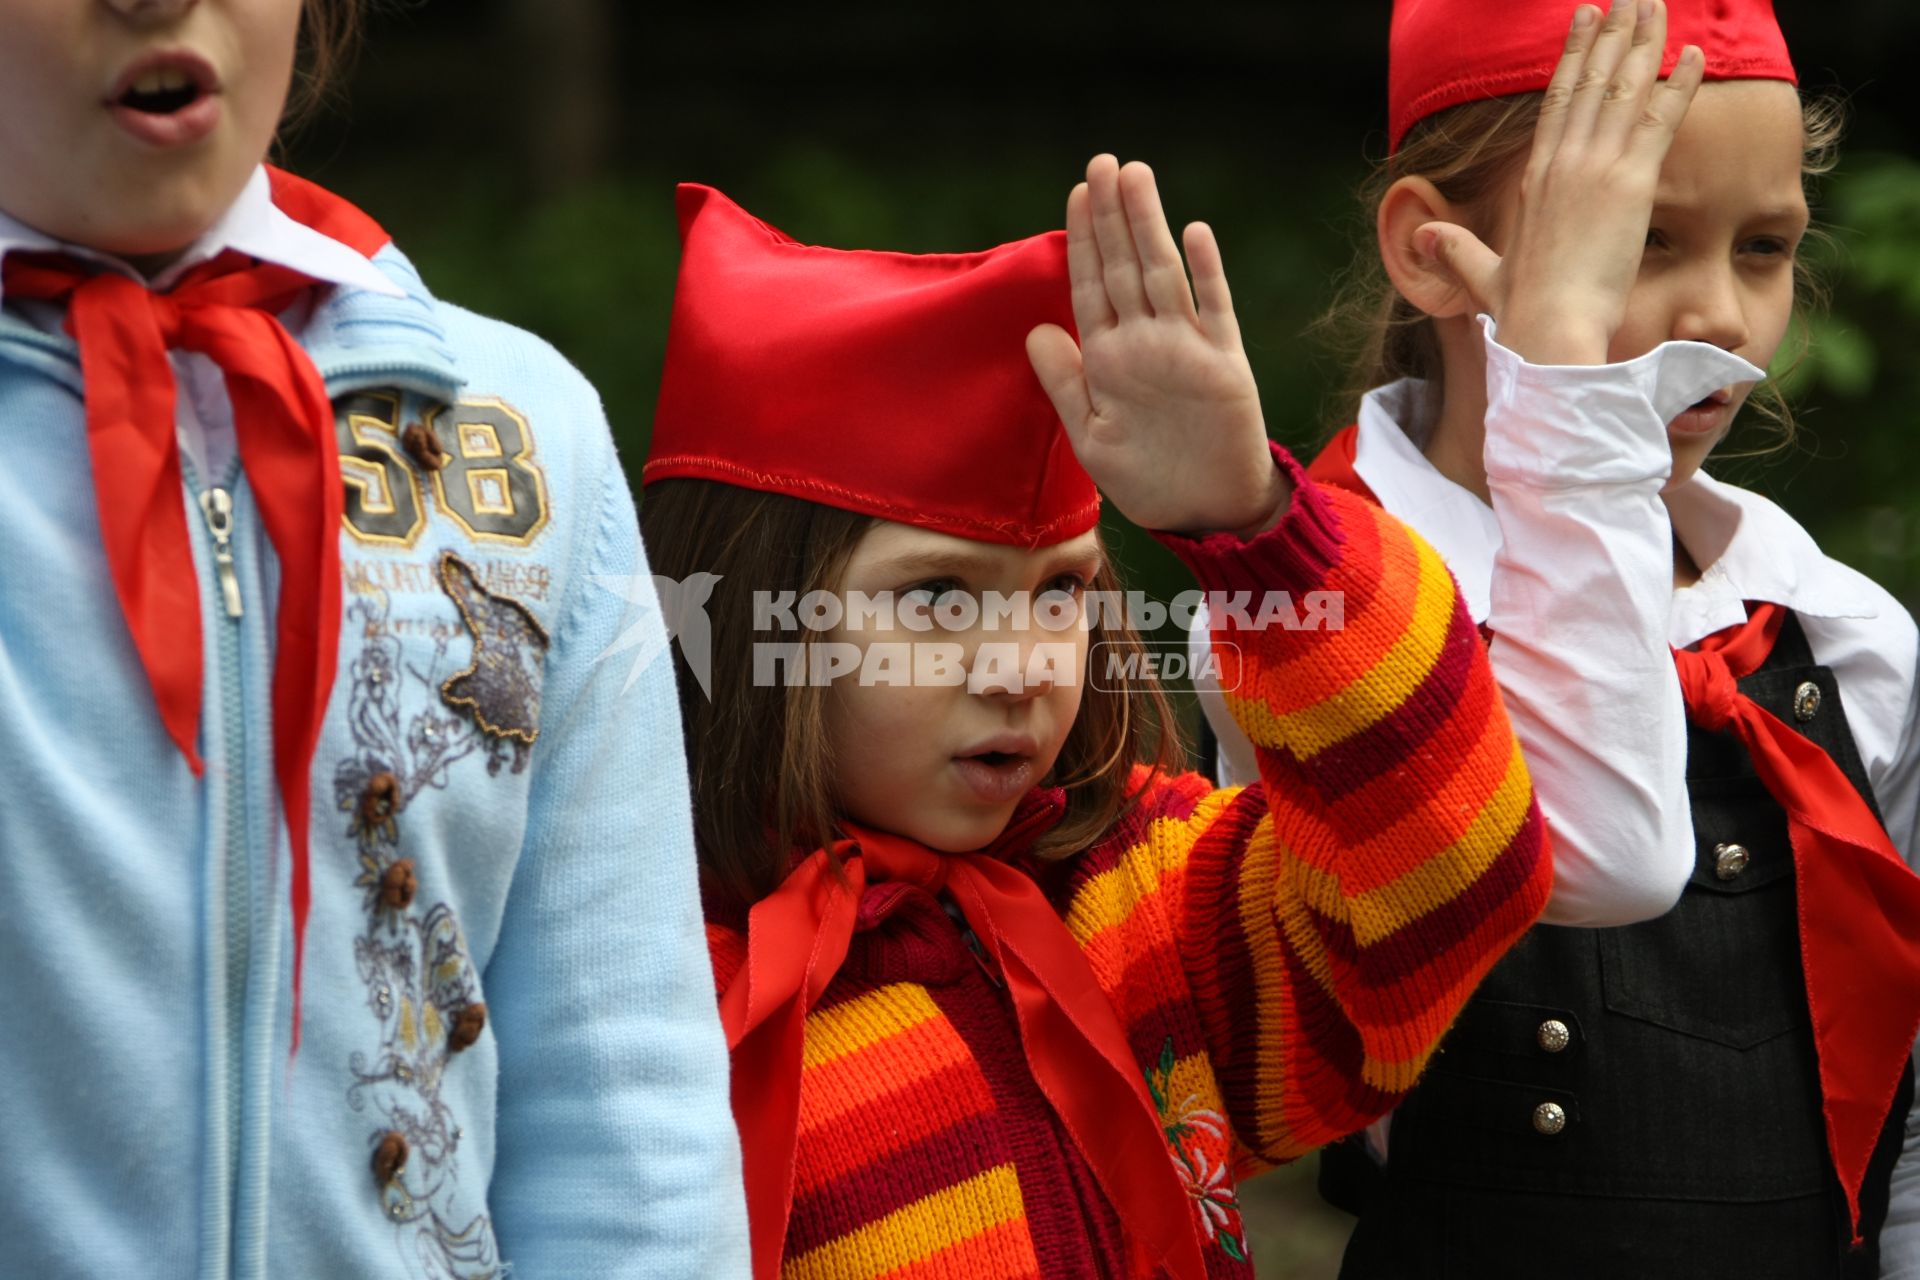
[106,53,221,146]
[952,736,1040,803]
[1669,387,1735,436]
[970,750,1022,768]
[119,69,205,116]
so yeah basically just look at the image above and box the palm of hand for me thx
[1027,155,1285,539]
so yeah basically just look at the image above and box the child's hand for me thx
[1417,0,1704,365]
[1027,156,1288,539]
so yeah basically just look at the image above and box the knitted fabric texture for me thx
[707,470,1551,1278]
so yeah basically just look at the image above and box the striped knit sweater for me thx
[706,463,1552,1278]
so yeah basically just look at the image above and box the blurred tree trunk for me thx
[506,0,614,196]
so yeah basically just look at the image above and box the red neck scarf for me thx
[719,797,1208,1280]
[1,170,392,1053]
[1675,604,1920,1238]
[1312,425,1920,1237]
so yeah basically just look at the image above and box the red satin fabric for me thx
[3,250,349,1054]
[644,184,1100,550]
[1387,0,1796,151]
[718,810,1208,1280]
[1675,604,1920,1238]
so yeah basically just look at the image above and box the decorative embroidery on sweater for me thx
[350,901,497,1278]
[438,551,549,770]
[335,594,491,845]
[1146,1037,1247,1263]
[333,591,502,1278]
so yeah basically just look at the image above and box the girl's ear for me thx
[1377,177,1478,321]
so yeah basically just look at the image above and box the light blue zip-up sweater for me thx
[0,240,748,1277]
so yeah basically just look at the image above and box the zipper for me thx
[187,460,253,1276]
[941,897,1004,988]
[199,488,244,619]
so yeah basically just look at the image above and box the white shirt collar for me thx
[1666,469,1885,644]
[1350,373,1885,643]
[1352,377,1503,622]
[0,166,403,304]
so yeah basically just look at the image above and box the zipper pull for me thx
[198,487,243,620]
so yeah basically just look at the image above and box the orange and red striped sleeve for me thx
[1073,446,1550,1170]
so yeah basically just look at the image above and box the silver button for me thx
[1794,682,1821,723]
[1537,1019,1571,1054]
[1532,1101,1567,1136]
[1714,842,1751,881]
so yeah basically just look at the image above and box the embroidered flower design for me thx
[1145,1037,1248,1263]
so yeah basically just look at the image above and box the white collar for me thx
[1349,376,1884,641]
[1666,470,1885,644]
[1352,378,1502,622]
[0,166,402,304]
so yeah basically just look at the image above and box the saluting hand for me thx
[1418,0,1706,365]
[1026,155,1288,539]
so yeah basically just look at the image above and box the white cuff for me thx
[1478,313,1764,489]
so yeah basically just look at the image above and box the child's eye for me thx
[1743,237,1794,259]
[901,579,966,609]
[1643,228,1669,251]
[1043,573,1088,598]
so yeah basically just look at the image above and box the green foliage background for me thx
[288,4,1920,1271]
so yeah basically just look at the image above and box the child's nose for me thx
[102,0,198,20]
[966,634,1075,702]
[1671,266,1753,353]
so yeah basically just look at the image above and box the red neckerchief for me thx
[1676,604,1920,1238]
[718,792,1207,1280]
[1,170,392,1054]
[1314,424,1920,1238]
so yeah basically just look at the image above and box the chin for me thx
[1664,436,1724,491]
[866,805,1015,855]
[93,168,246,261]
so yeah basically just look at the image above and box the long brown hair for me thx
[1317,90,1846,456]
[640,478,1180,915]
[285,0,370,128]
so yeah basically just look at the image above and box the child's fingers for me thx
[1530,4,1604,164]
[1418,222,1502,317]
[1183,222,1242,351]
[1559,0,1644,147]
[1085,154,1150,318]
[1590,0,1668,153]
[1118,162,1198,321]
[1625,44,1704,167]
[1065,183,1117,333]
[1026,324,1095,430]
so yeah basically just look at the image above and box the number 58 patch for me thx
[336,390,551,548]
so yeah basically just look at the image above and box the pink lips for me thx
[105,51,221,148]
[1670,387,1734,438]
[953,732,1041,804]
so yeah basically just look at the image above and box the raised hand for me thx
[1418,0,1704,365]
[1026,155,1287,538]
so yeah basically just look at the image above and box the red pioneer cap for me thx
[644,185,1099,548]
[1388,0,1796,151]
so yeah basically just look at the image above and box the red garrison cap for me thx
[643,185,1100,549]
[1388,0,1796,151]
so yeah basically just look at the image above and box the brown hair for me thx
[284,0,370,129]
[1318,90,1846,457]
[640,478,1181,915]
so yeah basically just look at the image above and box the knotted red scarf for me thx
[719,801,1208,1280]
[1674,603,1920,1238]
[2,175,387,1053]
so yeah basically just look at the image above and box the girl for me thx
[1201,1,1920,1274]
[0,2,742,1276]
[637,160,1565,1278]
